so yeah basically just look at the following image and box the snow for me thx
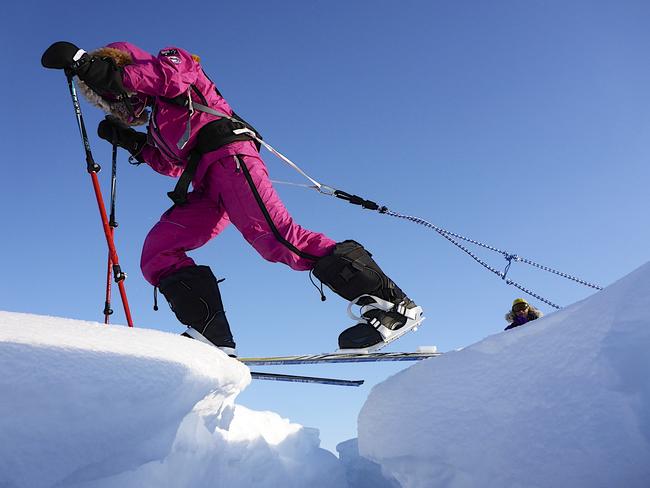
[336,439,401,488]
[2,262,650,487]
[0,314,345,488]
[358,262,650,487]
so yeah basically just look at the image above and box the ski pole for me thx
[64,72,134,327]
[103,251,114,323]
[103,142,119,323]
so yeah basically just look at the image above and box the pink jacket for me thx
[107,42,260,179]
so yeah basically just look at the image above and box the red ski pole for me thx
[65,72,134,327]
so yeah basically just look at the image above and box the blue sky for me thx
[2,0,649,452]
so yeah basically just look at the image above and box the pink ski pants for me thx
[140,153,336,285]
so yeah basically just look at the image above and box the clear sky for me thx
[2,0,649,452]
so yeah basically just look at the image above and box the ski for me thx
[241,349,441,366]
[250,371,364,387]
[245,349,439,386]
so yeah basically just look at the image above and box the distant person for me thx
[504,298,542,331]
[41,41,423,355]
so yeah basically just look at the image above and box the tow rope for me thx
[177,103,602,309]
[377,210,602,309]
[250,134,602,309]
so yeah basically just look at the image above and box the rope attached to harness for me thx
[378,210,602,309]
[171,97,601,308]
[250,135,602,309]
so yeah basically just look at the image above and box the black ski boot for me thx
[312,240,423,351]
[158,265,237,356]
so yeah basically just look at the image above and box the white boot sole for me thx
[338,296,425,354]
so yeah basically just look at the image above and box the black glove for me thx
[75,56,126,99]
[98,116,147,162]
[42,41,126,99]
[41,41,84,69]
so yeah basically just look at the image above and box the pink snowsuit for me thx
[108,42,336,285]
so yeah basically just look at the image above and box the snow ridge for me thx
[358,262,650,487]
[0,313,345,488]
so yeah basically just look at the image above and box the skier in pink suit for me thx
[41,41,423,355]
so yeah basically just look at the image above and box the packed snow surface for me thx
[0,314,346,488]
[358,262,650,487]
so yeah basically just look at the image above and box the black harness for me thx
[160,86,262,205]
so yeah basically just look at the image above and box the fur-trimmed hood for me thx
[76,43,153,126]
[505,305,543,323]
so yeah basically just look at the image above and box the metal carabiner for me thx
[316,184,337,196]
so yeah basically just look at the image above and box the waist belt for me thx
[167,114,262,205]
